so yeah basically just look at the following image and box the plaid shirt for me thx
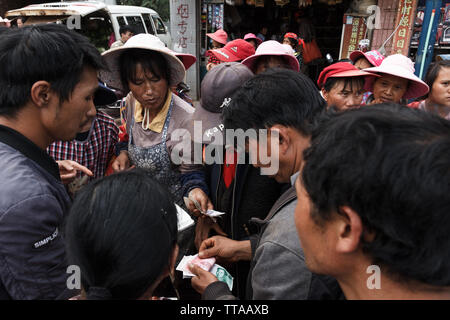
[47,112,119,179]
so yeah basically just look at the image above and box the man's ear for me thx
[30,81,53,108]
[321,88,329,102]
[335,206,363,254]
[270,125,290,155]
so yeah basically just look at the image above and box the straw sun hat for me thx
[99,34,186,92]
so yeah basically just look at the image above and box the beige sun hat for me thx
[99,34,186,91]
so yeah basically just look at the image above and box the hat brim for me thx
[207,48,241,63]
[207,33,228,45]
[99,45,186,92]
[189,104,223,145]
[350,50,380,67]
[241,52,300,72]
[364,67,430,99]
[175,53,197,71]
[246,37,263,45]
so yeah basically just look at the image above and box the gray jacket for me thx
[0,125,71,299]
[203,186,342,300]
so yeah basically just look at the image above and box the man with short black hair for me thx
[0,24,105,299]
[295,104,450,299]
[110,25,135,49]
[189,69,342,300]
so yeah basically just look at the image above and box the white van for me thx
[5,1,172,51]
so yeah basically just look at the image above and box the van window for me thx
[142,14,155,35]
[152,16,166,34]
[125,16,145,34]
[117,16,126,27]
[79,14,113,53]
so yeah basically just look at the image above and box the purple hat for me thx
[241,40,300,73]
[191,62,254,144]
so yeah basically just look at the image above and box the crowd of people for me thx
[0,22,449,301]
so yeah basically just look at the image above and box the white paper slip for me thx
[175,204,195,232]
[205,209,225,218]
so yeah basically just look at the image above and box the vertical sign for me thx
[391,0,418,55]
[170,0,199,99]
[339,14,367,59]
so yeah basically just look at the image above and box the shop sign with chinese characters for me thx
[340,14,367,59]
[391,0,418,55]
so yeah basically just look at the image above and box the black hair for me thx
[119,24,135,35]
[119,48,170,93]
[65,169,178,300]
[323,77,365,93]
[0,24,105,118]
[423,60,450,98]
[222,68,326,136]
[302,103,450,286]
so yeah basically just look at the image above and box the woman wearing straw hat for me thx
[363,54,429,105]
[100,34,194,204]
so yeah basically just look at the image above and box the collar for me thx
[0,124,61,181]
[290,171,300,187]
[134,89,172,133]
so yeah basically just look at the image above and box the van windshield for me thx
[78,13,114,52]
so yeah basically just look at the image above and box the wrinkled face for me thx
[128,63,168,111]
[372,74,408,103]
[429,67,450,107]
[255,56,287,74]
[46,66,98,142]
[354,57,372,70]
[323,78,364,111]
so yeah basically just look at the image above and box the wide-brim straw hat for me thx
[99,34,186,92]
[206,29,228,45]
[241,40,300,73]
[364,54,429,99]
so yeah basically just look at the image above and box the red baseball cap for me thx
[317,62,379,88]
[207,39,255,63]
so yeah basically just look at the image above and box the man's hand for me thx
[57,160,93,185]
[189,263,218,295]
[111,150,133,172]
[187,188,213,216]
[195,217,227,250]
[198,236,252,264]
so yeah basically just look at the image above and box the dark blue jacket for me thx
[0,125,71,299]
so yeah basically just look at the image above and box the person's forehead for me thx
[331,77,363,92]
[378,74,408,85]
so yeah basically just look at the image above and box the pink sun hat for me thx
[206,29,228,45]
[350,50,385,67]
[172,52,197,71]
[244,33,262,45]
[241,40,300,73]
[363,54,429,100]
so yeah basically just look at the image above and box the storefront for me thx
[170,0,450,99]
